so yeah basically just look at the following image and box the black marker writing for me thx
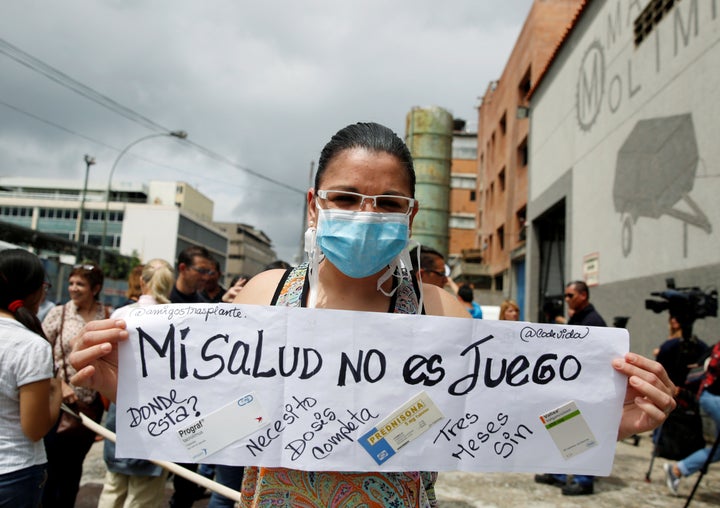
[137,326,322,381]
[448,335,581,395]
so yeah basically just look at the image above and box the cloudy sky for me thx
[0,0,533,263]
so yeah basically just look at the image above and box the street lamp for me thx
[75,154,96,262]
[99,130,188,267]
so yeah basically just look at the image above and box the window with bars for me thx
[634,0,676,46]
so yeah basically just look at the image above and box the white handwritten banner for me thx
[116,303,628,475]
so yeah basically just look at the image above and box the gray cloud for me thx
[0,0,533,261]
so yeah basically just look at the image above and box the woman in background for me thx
[121,264,144,308]
[98,259,174,508]
[499,299,520,321]
[42,261,107,508]
[0,249,62,507]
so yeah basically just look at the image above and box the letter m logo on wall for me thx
[576,40,605,132]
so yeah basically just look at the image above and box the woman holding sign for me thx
[69,122,677,507]
[228,122,470,506]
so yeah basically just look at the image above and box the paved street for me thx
[78,431,719,507]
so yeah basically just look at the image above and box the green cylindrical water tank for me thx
[405,106,453,257]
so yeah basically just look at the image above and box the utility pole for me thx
[75,154,95,262]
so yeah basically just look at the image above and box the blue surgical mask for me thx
[316,208,409,279]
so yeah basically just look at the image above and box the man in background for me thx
[410,245,448,289]
[168,245,215,507]
[170,245,214,305]
[535,280,606,496]
[457,284,483,319]
[564,280,606,328]
[198,258,225,303]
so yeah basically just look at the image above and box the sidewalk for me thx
[78,432,719,507]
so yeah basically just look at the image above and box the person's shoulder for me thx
[422,284,472,319]
[170,286,202,304]
[233,269,288,305]
[594,315,608,326]
[697,337,712,350]
[0,319,48,349]
[658,337,681,354]
[42,302,64,320]
[577,304,606,326]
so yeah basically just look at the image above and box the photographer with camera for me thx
[663,340,720,496]
[647,280,715,393]
[643,279,718,497]
[535,281,606,496]
[655,314,709,389]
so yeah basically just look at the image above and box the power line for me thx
[182,139,305,195]
[0,100,293,196]
[0,99,120,151]
[0,37,305,195]
[0,38,168,132]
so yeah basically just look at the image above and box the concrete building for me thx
[0,177,228,269]
[476,0,584,318]
[448,121,496,300]
[526,0,720,354]
[448,121,479,263]
[213,222,276,279]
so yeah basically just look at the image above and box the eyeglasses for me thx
[73,264,96,271]
[42,281,52,292]
[316,190,415,215]
[564,293,575,299]
[189,266,217,276]
[425,269,447,278]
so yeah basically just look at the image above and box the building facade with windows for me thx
[213,222,277,280]
[0,177,228,269]
[448,126,479,261]
[526,0,720,354]
[447,124,499,302]
[476,0,584,318]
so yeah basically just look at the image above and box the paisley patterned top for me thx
[271,263,422,315]
[241,263,436,508]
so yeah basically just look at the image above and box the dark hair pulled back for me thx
[315,122,415,195]
[0,249,48,339]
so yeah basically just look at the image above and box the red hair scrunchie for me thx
[8,300,24,312]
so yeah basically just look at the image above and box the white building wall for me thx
[147,181,214,223]
[526,0,720,352]
[121,205,180,262]
[176,182,214,222]
[531,0,720,284]
[147,181,179,208]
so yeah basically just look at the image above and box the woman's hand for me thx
[613,352,676,441]
[222,277,249,303]
[60,380,76,404]
[68,318,128,403]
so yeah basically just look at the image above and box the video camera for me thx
[645,278,718,328]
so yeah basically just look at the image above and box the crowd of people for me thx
[1,122,684,507]
[0,245,262,507]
